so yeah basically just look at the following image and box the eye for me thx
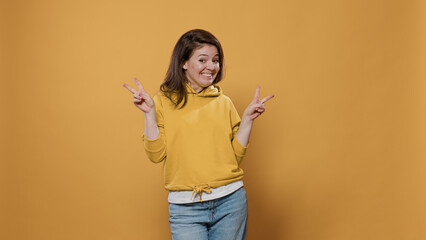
[213,59,220,63]
[198,59,206,63]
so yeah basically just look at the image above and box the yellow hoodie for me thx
[143,84,247,193]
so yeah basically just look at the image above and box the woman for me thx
[123,29,274,240]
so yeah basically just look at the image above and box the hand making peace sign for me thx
[243,85,274,120]
[123,78,155,114]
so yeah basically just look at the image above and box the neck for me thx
[187,82,203,93]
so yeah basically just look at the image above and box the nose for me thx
[206,61,215,70]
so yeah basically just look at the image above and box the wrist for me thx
[240,115,253,127]
[144,109,156,120]
[144,112,157,127]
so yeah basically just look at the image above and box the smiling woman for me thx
[159,29,226,108]
[123,29,274,240]
[183,44,220,92]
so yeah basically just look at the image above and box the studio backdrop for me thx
[1,0,425,239]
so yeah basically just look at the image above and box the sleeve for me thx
[142,94,167,163]
[229,98,248,164]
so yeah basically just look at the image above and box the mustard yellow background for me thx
[1,0,425,239]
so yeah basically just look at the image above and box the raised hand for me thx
[243,85,274,121]
[123,78,155,114]
[236,85,274,147]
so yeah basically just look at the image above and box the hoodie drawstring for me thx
[192,184,212,202]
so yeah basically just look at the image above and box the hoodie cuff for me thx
[232,138,248,158]
[143,134,165,153]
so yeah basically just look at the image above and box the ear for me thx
[182,61,188,70]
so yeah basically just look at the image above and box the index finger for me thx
[260,94,275,104]
[123,83,137,94]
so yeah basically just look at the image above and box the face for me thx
[183,44,220,93]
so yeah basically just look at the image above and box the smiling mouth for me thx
[201,72,215,79]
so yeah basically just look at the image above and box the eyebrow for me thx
[198,54,219,57]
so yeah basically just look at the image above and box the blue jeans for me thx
[169,187,248,240]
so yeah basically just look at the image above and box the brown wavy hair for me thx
[160,29,224,108]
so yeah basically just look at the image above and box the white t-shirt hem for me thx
[168,180,244,204]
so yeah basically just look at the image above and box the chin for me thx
[200,80,214,87]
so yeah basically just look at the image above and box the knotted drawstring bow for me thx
[192,184,212,202]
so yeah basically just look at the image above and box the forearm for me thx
[236,116,253,147]
[144,111,160,140]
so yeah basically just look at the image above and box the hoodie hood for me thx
[186,83,222,97]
